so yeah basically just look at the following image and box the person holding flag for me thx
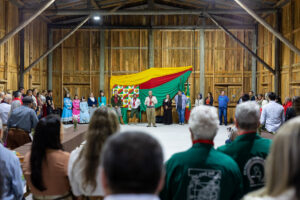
[185,85,192,121]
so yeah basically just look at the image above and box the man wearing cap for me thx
[7,96,39,149]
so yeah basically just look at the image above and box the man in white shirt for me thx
[144,91,158,127]
[260,92,285,133]
[129,94,141,125]
[0,94,12,125]
[101,131,164,200]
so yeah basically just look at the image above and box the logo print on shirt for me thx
[187,168,221,200]
[243,157,265,187]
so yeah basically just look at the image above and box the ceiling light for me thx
[93,16,100,21]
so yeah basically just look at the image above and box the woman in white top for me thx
[68,107,120,198]
[195,93,204,107]
[243,117,300,200]
[262,92,269,108]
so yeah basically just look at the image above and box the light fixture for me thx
[93,16,101,21]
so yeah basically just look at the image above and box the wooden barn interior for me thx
[0,0,299,123]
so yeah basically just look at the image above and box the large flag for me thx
[110,66,193,111]
[185,82,191,121]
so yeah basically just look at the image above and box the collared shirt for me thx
[0,102,11,124]
[7,105,38,133]
[260,101,285,132]
[131,98,141,109]
[0,144,24,200]
[104,194,160,200]
[218,95,229,108]
[174,94,187,109]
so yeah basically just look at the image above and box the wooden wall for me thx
[52,29,254,123]
[0,0,47,92]
[257,0,300,99]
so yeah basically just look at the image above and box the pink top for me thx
[72,99,80,117]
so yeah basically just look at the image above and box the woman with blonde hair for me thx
[243,116,300,200]
[68,107,120,199]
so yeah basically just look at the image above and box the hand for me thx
[115,106,118,109]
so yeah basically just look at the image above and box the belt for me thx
[147,106,155,108]
[9,127,28,133]
[33,192,72,200]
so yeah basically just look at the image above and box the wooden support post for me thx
[99,30,105,91]
[24,16,90,74]
[19,27,25,88]
[199,29,205,96]
[148,29,154,68]
[251,26,257,93]
[274,11,281,95]
[234,0,300,57]
[0,0,55,46]
[47,29,53,90]
[206,13,275,75]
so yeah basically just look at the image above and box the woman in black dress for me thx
[163,94,173,125]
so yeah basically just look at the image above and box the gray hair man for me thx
[144,91,158,127]
[218,101,272,195]
[0,94,12,125]
[160,105,243,200]
[101,131,164,200]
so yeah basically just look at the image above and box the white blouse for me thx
[68,146,104,197]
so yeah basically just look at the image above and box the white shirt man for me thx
[260,93,284,133]
[144,91,158,127]
[0,95,12,124]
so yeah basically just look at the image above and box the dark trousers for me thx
[219,107,227,125]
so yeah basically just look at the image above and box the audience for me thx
[0,91,5,102]
[160,105,243,200]
[283,97,292,115]
[0,118,24,199]
[23,115,71,199]
[260,92,285,133]
[285,96,300,121]
[0,94,12,125]
[249,91,255,101]
[46,90,54,115]
[101,131,164,200]
[12,91,22,105]
[9,91,22,118]
[261,93,269,107]
[218,101,272,195]
[243,117,300,200]
[7,96,38,149]
[68,107,120,198]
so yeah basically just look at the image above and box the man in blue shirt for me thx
[174,91,188,125]
[218,91,229,125]
[0,118,24,200]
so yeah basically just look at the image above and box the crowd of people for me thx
[0,87,300,200]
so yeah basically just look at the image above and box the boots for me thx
[120,117,124,124]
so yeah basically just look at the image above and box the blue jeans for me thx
[219,107,227,125]
[177,108,185,123]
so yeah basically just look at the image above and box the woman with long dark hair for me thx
[163,94,173,125]
[68,107,120,198]
[23,115,71,199]
[205,92,213,106]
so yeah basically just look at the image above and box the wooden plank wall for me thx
[257,0,300,99]
[52,29,254,123]
[0,0,48,92]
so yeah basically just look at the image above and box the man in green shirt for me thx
[160,105,243,200]
[218,101,272,196]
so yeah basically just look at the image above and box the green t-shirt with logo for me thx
[217,133,272,196]
[160,143,243,200]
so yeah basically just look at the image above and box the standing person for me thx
[88,92,97,118]
[72,95,80,123]
[160,106,243,200]
[111,92,124,124]
[0,94,12,126]
[283,97,292,115]
[41,90,47,117]
[61,93,72,124]
[256,94,263,109]
[144,90,158,127]
[80,97,90,124]
[195,93,203,106]
[205,92,213,106]
[218,102,272,195]
[0,119,24,200]
[128,94,141,125]
[68,107,120,198]
[36,93,43,118]
[275,95,282,105]
[18,87,25,99]
[285,96,300,121]
[174,91,187,125]
[260,92,285,133]
[23,115,72,199]
[12,91,22,105]
[243,117,300,200]
[262,92,269,108]
[98,90,107,107]
[249,91,256,101]
[7,96,38,149]
[163,94,173,125]
[218,91,229,126]
[237,92,244,104]
[46,90,54,115]
[32,88,38,107]
[101,131,164,200]
[9,92,22,119]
